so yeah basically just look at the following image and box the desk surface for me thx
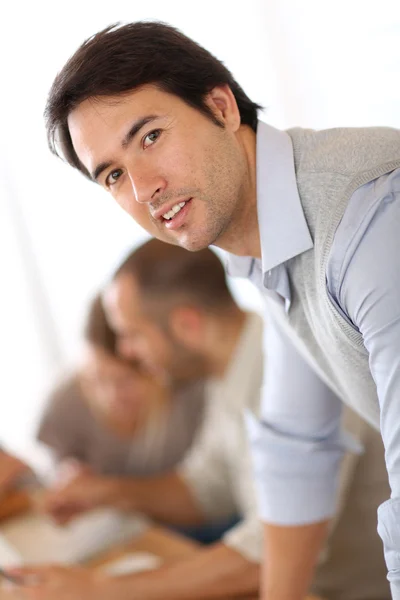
[0,493,323,600]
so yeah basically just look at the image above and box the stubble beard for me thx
[170,347,209,386]
[201,137,249,253]
[178,165,247,252]
[154,132,248,253]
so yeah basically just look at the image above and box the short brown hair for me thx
[114,238,235,312]
[84,294,142,370]
[45,21,262,179]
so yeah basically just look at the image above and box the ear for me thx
[205,85,241,132]
[168,306,203,349]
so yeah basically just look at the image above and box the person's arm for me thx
[44,383,236,527]
[41,469,206,526]
[108,543,259,599]
[4,544,259,600]
[247,314,350,600]
[333,181,400,599]
[262,521,329,599]
[0,450,30,493]
[177,382,238,524]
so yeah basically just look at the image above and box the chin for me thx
[112,420,138,438]
[182,242,209,252]
[178,233,215,253]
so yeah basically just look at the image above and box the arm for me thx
[4,544,259,600]
[247,315,349,600]
[334,181,400,598]
[42,470,206,526]
[107,471,206,525]
[44,382,236,527]
[107,543,259,600]
[0,450,30,493]
[262,522,329,600]
[177,382,238,523]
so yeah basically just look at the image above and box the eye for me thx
[143,129,161,149]
[105,169,123,187]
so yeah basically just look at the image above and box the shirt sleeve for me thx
[179,381,265,563]
[334,181,400,598]
[181,415,264,563]
[247,314,355,525]
[177,384,238,522]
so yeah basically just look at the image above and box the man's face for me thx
[80,345,162,437]
[103,274,207,384]
[68,85,249,252]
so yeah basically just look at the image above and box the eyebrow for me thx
[91,115,159,182]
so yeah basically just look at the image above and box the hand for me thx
[40,469,117,525]
[1,565,110,600]
[53,458,93,485]
[0,451,30,493]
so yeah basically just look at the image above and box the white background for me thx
[0,0,399,466]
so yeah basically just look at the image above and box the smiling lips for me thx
[159,198,192,230]
[162,201,187,220]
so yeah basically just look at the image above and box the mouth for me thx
[158,198,193,231]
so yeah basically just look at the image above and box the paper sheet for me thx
[102,551,162,576]
[0,534,23,568]
[0,509,149,565]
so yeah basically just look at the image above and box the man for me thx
[16,21,400,598]
[37,293,205,483]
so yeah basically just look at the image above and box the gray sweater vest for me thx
[285,126,400,428]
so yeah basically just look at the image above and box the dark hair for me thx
[84,293,118,355]
[84,293,142,369]
[45,21,262,178]
[114,238,235,312]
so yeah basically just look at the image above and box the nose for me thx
[128,165,166,205]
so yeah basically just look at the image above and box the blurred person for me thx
[5,241,390,600]
[42,21,400,599]
[0,450,30,494]
[38,293,205,490]
[0,452,34,522]
[29,241,264,599]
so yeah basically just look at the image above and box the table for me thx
[0,492,323,600]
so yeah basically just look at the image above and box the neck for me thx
[204,308,247,377]
[216,124,261,259]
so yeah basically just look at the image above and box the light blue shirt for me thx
[227,121,400,596]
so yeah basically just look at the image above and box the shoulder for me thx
[289,126,400,175]
[40,374,90,425]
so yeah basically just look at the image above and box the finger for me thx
[49,509,79,525]
[48,502,89,525]
[7,565,66,587]
[41,489,83,513]
[6,566,47,579]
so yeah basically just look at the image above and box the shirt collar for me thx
[226,120,313,278]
